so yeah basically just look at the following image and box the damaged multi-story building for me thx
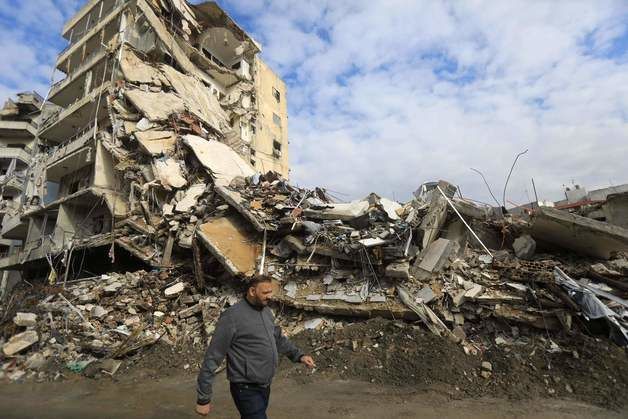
[0,92,52,296]
[0,0,290,285]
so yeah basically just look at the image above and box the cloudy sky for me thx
[1,0,627,206]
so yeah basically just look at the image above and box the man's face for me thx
[249,281,273,306]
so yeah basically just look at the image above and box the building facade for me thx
[0,93,48,296]
[0,0,289,282]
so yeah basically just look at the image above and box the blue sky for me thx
[1,0,628,205]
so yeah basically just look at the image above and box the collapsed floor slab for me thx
[530,207,628,259]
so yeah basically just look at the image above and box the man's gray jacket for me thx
[196,299,304,404]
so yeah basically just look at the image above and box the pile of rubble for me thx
[1,169,627,382]
[1,0,627,399]
[0,270,236,381]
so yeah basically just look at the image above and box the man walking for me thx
[196,276,315,418]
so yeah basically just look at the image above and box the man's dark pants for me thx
[230,383,271,419]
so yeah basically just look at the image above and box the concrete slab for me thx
[530,207,628,259]
[417,238,454,273]
[196,214,261,277]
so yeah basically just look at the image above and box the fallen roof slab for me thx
[183,135,256,186]
[120,47,170,86]
[303,200,369,222]
[160,67,226,132]
[273,291,418,321]
[124,89,186,122]
[530,207,628,259]
[175,183,206,213]
[215,185,274,232]
[196,214,261,277]
[135,130,177,156]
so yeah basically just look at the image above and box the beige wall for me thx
[252,58,289,178]
[93,140,117,190]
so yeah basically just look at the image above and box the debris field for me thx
[0,0,627,411]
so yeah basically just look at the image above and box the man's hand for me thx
[300,355,316,369]
[195,403,212,416]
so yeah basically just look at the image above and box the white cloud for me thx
[2,0,627,206]
[0,0,79,101]
[224,0,628,205]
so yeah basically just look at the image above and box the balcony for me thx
[0,238,20,251]
[0,251,22,270]
[49,49,109,107]
[0,173,26,194]
[0,120,38,138]
[62,0,103,39]
[46,141,95,183]
[1,212,28,240]
[46,123,95,167]
[0,235,59,268]
[0,146,32,164]
[38,82,111,143]
[56,1,126,71]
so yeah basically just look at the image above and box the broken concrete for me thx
[124,90,186,122]
[13,313,37,327]
[2,331,38,356]
[416,238,455,273]
[384,261,410,279]
[135,131,177,156]
[513,234,536,260]
[196,214,261,277]
[531,207,628,259]
[182,135,255,186]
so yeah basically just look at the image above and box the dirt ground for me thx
[284,318,628,409]
[0,372,625,419]
[2,318,627,418]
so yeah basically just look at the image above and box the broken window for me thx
[273,139,282,157]
[272,113,281,127]
[68,180,81,195]
[273,88,281,103]
[202,48,226,68]
[92,214,105,234]
[231,61,241,70]
[59,165,92,197]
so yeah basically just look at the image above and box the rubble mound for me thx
[0,270,230,381]
[284,318,628,409]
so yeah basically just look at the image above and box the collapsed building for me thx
[0,0,289,288]
[1,0,628,387]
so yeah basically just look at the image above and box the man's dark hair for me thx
[243,275,272,295]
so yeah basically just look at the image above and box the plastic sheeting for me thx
[554,267,627,346]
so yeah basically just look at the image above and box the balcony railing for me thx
[46,122,96,165]
[39,82,110,136]
[57,0,127,64]
[39,108,62,133]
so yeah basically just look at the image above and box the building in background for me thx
[0,0,289,284]
[0,92,47,297]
